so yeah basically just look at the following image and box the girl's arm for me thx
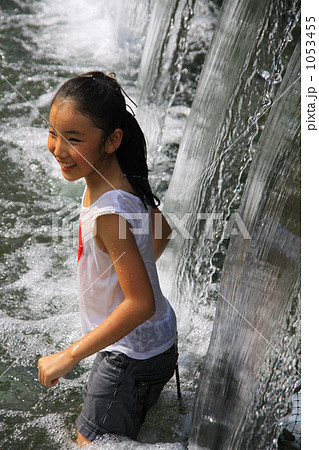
[150,207,172,261]
[38,214,156,388]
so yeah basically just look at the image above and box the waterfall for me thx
[150,0,301,447]
[158,0,300,346]
[189,38,300,449]
[137,0,195,106]
[135,0,217,174]
[113,0,154,80]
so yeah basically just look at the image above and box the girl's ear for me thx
[105,128,123,154]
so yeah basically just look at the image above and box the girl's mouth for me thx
[60,163,76,172]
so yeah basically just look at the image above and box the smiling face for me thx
[48,100,106,182]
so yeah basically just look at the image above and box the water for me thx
[136,0,217,195]
[0,0,300,448]
[0,1,209,447]
[154,0,300,447]
[190,37,301,449]
[158,0,300,374]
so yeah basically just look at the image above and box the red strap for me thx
[77,220,83,264]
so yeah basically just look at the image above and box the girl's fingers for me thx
[38,350,75,388]
[38,364,48,387]
[51,378,59,387]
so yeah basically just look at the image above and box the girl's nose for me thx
[53,136,70,159]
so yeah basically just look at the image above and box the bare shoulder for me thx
[96,213,138,253]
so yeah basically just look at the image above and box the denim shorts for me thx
[75,341,178,441]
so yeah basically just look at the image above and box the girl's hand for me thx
[38,350,76,388]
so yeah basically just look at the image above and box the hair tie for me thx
[82,74,95,81]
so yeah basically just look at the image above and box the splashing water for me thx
[0,0,300,448]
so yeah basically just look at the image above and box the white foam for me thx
[33,0,119,66]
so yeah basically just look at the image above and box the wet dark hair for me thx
[51,71,160,208]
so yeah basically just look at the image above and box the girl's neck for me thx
[84,154,134,206]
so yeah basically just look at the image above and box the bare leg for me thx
[77,431,91,446]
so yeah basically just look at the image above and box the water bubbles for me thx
[258,70,271,82]
[203,414,214,424]
[257,69,282,85]
[272,72,282,84]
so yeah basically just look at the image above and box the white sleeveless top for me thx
[77,189,177,359]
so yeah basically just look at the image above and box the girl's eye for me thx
[48,130,57,138]
[69,138,81,143]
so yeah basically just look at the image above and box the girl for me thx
[38,71,178,445]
